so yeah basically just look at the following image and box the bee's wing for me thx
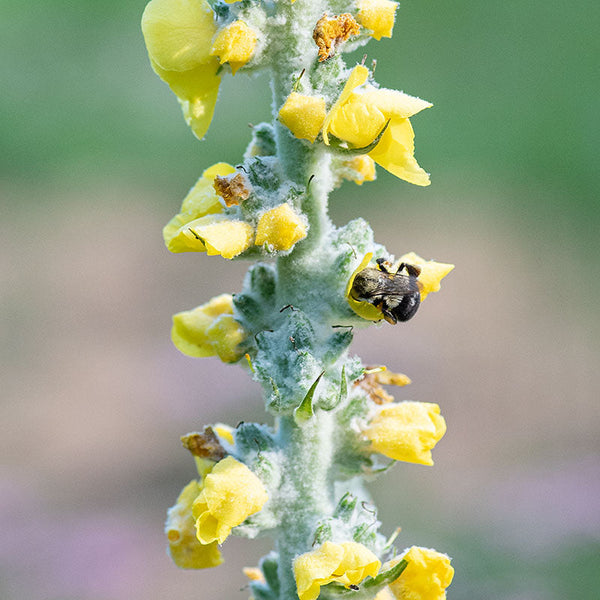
[379,274,420,295]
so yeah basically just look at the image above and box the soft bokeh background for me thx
[1,1,598,598]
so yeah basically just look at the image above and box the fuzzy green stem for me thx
[275,414,336,600]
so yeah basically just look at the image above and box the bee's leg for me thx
[376,257,392,274]
[381,308,398,325]
[376,298,398,324]
[397,262,422,277]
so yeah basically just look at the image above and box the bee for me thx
[350,258,422,324]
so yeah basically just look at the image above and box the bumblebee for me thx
[350,258,422,324]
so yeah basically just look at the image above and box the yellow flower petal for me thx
[368,120,430,186]
[192,456,268,545]
[345,253,385,321]
[279,93,327,143]
[171,294,246,362]
[364,402,447,465]
[356,0,398,40]
[142,0,216,72]
[387,547,454,600]
[398,252,454,301]
[255,204,307,251]
[294,541,381,600]
[344,155,377,185]
[323,65,369,145]
[142,0,222,139]
[149,58,221,140]
[163,162,235,246]
[243,567,265,582]
[206,315,247,362]
[210,20,257,75]
[329,92,386,147]
[213,423,235,445]
[357,87,432,119]
[165,480,223,569]
[166,214,254,258]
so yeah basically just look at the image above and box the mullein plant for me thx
[142,0,455,599]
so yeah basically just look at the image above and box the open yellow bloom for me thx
[294,541,381,600]
[166,214,254,258]
[210,20,257,75]
[171,294,247,362]
[163,162,235,246]
[255,204,307,251]
[165,480,223,569]
[141,0,221,139]
[324,66,432,185]
[356,0,398,40]
[278,93,327,143]
[364,402,446,465]
[398,252,454,301]
[387,547,454,600]
[193,456,268,544]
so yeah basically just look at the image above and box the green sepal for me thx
[260,552,280,597]
[362,558,408,591]
[294,371,324,424]
[312,520,333,545]
[235,423,275,454]
[322,365,348,411]
[352,522,377,547]
[249,581,276,600]
[322,330,353,366]
[332,491,357,521]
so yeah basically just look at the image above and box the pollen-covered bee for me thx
[350,258,422,324]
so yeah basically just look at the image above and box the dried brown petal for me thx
[313,14,360,62]
[181,427,227,461]
[213,172,252,207]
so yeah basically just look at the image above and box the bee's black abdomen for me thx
[390,291,421,322]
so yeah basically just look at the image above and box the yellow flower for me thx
[141,0,221,139]
[210,20,257,75]
[166,214,254,258]
[398,252,454,301]
[278,93,327,143]
[255,203,307,251]
[193,456,268,544]
[243,566,265,582]
[294,541,381,600]
[364,402,447,465]
[387,547,454,600]
[163,162,236,246]
[324,66,432,185]
[165,479,223,569]
[343,154,377,185]
[356,0,398,41]
[171,294,247,362]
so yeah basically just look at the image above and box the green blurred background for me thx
[1,1,598,599]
